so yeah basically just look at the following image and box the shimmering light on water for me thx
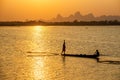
[32,57,45,80]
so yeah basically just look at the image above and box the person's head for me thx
[96,50,98,52]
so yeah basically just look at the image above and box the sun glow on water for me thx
[34,26,43,32]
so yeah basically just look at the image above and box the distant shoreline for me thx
[0,20,120,26]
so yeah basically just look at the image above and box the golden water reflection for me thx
[32,57,45,80]
[30,26,50,80]
[31,26,46,52]
[30,56,64,80]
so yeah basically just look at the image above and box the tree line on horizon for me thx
[0,20,120,26]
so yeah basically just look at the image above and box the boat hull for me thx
[61,54,99,58]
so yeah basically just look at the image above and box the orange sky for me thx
[0,0,120,21]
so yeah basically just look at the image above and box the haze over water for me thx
[0,26,120,80]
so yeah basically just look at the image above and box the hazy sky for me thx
[0,0,120,21]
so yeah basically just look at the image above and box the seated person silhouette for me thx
[95,50,100,56]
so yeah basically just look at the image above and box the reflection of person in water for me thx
[62,40,66,55]
[95,50,100,56]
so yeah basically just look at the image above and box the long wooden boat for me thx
[61,54,99,58]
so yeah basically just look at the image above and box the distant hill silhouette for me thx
[51,11,120,22]
[0,11,120,26]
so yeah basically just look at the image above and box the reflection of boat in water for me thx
[61,54,99,58]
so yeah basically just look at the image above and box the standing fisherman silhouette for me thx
[61,40,66,55]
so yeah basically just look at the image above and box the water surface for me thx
[0,26,120,80]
